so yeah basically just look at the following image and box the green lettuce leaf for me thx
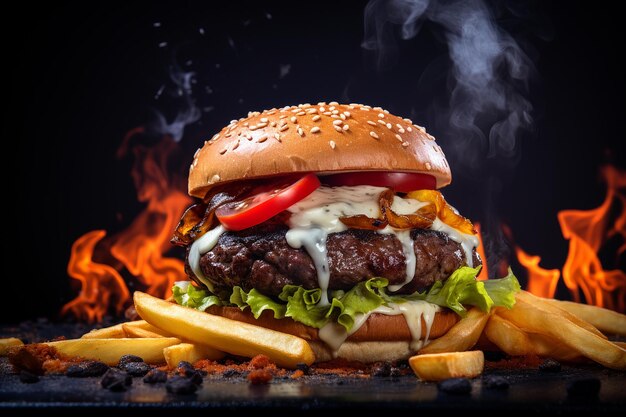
[172,267,521,330]
[172,281,222,312]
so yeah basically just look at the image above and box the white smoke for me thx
[151,61,201,142]
[363,0,534,170]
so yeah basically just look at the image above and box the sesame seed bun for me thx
[188,102,451,198]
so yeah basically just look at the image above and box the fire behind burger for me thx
[171,102,520,363]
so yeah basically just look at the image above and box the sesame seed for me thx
[323,111,332,115]
[296,111,306,116]
[279,115,287,119]
[331,115,340,118]
[402,141,409,147]
[425,162,432,170]
[279,124,289,132]
[232,140,240,150]
[243,122,249,126]
[377,120,386,125]
[270,121,277,127]
[245,134,253,141]
[361,107,370,111]
[267,110,277,114]
[333,125,343,132]
[260,117,268,123]
[333,119,343,125]
[398,127,405,133]
[212,134,220,141]
[258,135,268,143]
[386,123,392,129]
[403,118,413,124]
[417,125,427,133]
[204,140,208,145]
[340,114,346,120]
[307,108,318,114]
[249,125,259,131]
[219,148,227,155]
[329,140,336,149]
[329,101,338,105]
[343,124,349,131]
[274,133,281,142]
[378,113,385,118]
[407,126,413,132]
[374,106,382,111]
[211,174,221,182]
[291,108,300,113]
[257,122,268,128]
[297,127,304,136]
[370,131,379,139]
[432,145,439,152]
[291,116,297,123]
[319,106,326,112]
[311,126,321,133]
[367,121,377,126]
[312,115,321,122]
[318,102,326,106]
[329,106,336,111]
[193,148,200,158]
[344,111,351,118]
[395,134,403,142]
[332,110,339,114]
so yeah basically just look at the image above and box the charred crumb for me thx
[19,370,39,383]
[176,362,204,385]
[118,355,144,367]
[438,378,472,395]
[66,361,109,378]
[143,369,167,384]
[295,363,310,375]
[389,366,402,377]
[101,368,132,392]
[483,375,509,390]
[567,377,601,397]
[539,359,562,372]
[371,362,391,377]
[166,375,198,394]
[120,361,151,377]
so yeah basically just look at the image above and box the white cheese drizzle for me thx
[188,225,225,292]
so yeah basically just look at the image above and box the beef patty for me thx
[186,226,480,296]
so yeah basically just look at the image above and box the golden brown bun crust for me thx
[188,102,451,198]
[206,306,458,343]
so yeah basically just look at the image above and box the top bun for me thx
[188,102,451,198]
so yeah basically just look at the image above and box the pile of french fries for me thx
[1,290,624,380]
[410,290,626,380]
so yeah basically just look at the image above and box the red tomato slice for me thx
[216,174,321,231]
[322,172,436,192]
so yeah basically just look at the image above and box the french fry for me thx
[419,308,489,354]
[81,322,127,339]
[134,291,315,368]
[498,295,626,370]
[409,351,484,381]
[122,325,166,338]
[526,333,582,362]
[163,343,225,368]
[0,338,23,356]
[485,314,534,356]
[46,337,180,365]
[516,291,606,339]
[543,298,626,336]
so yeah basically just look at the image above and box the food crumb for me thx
[248,369,273,384]
[249,354,271,369]
[290,369,304,379]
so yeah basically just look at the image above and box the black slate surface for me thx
[1,359,625,413]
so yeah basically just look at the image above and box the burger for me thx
[171,102,519,363]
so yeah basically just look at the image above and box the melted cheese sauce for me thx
[318,301,441,356]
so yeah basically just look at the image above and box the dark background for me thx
[6,1,624,322]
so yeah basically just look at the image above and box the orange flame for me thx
[558,166,626,312]
[520,165,626,312]
[515,247,560,299]
[63,130,191,322]
[475,223,488,281]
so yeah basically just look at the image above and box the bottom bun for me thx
[206,305,458,362]
[310,341,416,363]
